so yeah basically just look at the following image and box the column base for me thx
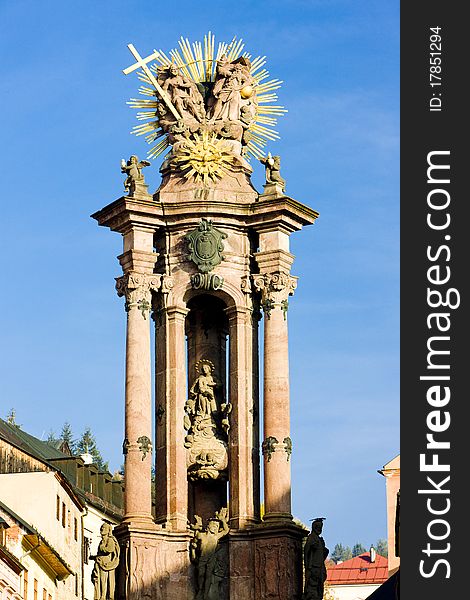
[113,521,306,599]
[229,522,307,600]
[114,525,194,600]
[263,511,293,522]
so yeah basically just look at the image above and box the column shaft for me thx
[155,305,188,530]
[123,302,153,522]
[263,306,292,518]
[228,308,258,528]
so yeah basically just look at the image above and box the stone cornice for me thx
[92,194,319,235]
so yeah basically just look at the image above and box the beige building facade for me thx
[378,454,400,575]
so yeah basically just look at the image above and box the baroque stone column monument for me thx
[92,34,319,600]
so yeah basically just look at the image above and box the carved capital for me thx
[252,272,297,318]
[115,272,162,319]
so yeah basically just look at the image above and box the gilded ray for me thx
[126,33,286,161]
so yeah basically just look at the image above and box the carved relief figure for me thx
[190,508,230,600]
[159,64,205,122]
[90,523,120,600]
[303,518,329,600]
[260,153,286,191]
[121,155,150,193]
[209,56,253,122]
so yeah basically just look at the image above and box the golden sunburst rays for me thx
[171,131,236,186]
[127,32,286,161]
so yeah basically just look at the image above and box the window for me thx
[33,578,38,600]
[62,503,66,528]
[43,588,47,600]
[23,570,28,599]
[75,573,79,597]
[74,517,78,541]
[56,495,60,521]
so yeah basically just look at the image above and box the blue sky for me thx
[0,0,399,549]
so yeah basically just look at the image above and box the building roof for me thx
[0,419,69,462]
[381,454,400,472]
[0,419,123,517]
[327,552,388,586]
[0,499,73,579]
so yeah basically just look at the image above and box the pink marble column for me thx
[116,272,161,525]
[155,303,189,531]
[227,306,258,528]
[254,272,297,520]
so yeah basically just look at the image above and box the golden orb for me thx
[240,85,253,99]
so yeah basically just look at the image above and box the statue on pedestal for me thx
[120,155,150,195]
[90,523,120,600]
[184,359,230,480]
[260,153,286,192]
[190,508,230,600]
[303,518,329,600]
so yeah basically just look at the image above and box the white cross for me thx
[123,43,181,121]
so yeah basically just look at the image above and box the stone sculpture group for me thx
[184,360,231,481]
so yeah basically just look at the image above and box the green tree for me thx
[75,427,107,470]
[375,539,388,557]
[352,543,367,557]
[60,422,75,448]
[46,429,59,445]
[331,543,352,563]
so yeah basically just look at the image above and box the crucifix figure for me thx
[123,43,181,121]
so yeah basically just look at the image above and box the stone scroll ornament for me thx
[190,508,230,600]
[184,359,231,481]
[122,34,286,185]
[90,523,120,600]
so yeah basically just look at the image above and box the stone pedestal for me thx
[92,182,318,599]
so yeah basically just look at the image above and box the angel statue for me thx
[259,153,286,192]
[121,155,150,194]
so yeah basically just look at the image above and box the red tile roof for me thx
[327,552,388,585]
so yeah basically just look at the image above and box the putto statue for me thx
[123,34,286,186]
[90,523,120,600]
[303,518,329,600]
[190,508,230,600]
[260,153,286,191]
[120,155,150,195]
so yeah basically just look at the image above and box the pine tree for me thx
[75,427,106,470]
[375,538,388,557]
[60,422,74,445]
[46,429,59,445]
[352,543,367,557]
[331,543,352,563]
